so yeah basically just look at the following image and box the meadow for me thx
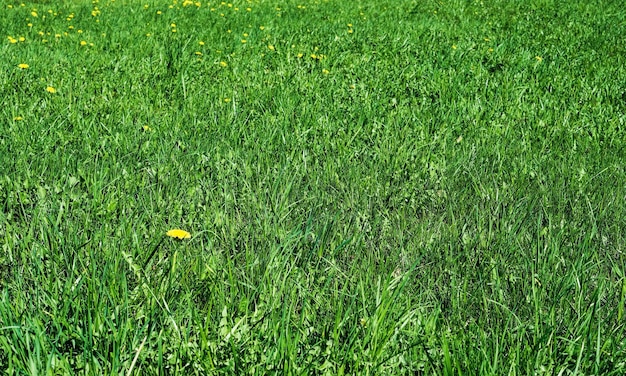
[1,0,626,374]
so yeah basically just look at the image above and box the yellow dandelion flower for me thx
[18,36,25,42]
[14,116,23,121]
[31,11,37,17]
[46,86,57,93]
[452,44,457,50]
[296,53,303,58]
[195,51,202,55]
[80,40,87,46]
[166,229,191,239]
[223,98,231,103]
[27,23,32,27]
[322,69,329,74]
[170,23,176,28]
[8,36,18,43]
[17,63,29,69]
[535,56,543,62]
[267,45,275,51]
[246,7,251,11]
[157,10,162,15]
[259,26,265,30]
[241,39,246,43]
[219,61,227,67]
[347,23,353,27]
[199,41,205,45]
[142,125,152,132]
[243,33,248,37]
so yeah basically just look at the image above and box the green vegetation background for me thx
[1,0,625,374]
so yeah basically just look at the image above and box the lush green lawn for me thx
[1,0,625,374]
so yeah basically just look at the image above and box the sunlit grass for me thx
[1,0,625,374]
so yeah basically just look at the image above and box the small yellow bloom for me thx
[259,26,265,30]
[296,53,303,58]
[14,116,23,121]
[322,69,329,74]
[267,45,275,51]
[195,51,202,55]
[452,44,457,50]
[170,23,176,27]
[46,86,57,93]
[223,98,231,103]
[241,39,246,43]
[18,63,29,69]
[347,23,353,27]
[157,10,162,15]
[8,36,18,43]
[77,29,83,34]
[18,36,25,42]
[142,125,152,132]
[199,41,205,45]
[80,40,87,46]
[219,61,227,67]
[347,29,353,34]
[535,56,543,62]
[27,23,32,27]
[166,229,191,239]
[243,33,248,37]
[31,11,37,17]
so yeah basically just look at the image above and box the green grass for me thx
[1,0,626,374]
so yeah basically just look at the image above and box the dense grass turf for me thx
[1,0,626,373]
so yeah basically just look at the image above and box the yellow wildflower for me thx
[46,86,57,93]
[322,69,329,74]
[17,63,29,69]
[14,116,23,121]
[166,229,191,239]
[267,45,275,51]
[219,61,227,67]
[8,36,18,43]
[80,40,87,46]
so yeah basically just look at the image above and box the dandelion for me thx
[452,44,457,50]
[14,116,23,121]
[17,63,29,69]
[18,36,25,42]
[267,44,275,51]
[259,25,265,30]
[535,56,543,62]
[80,40,87,46]
[46,86,57,93]
[8,36,18,43]
[166,229,191,239]
[241,39,246,43]
[142,125,152,132]
[322,69,329,74]
[219,61,227,67]
[199,40,205,45]
[195,51,202,56]
[243,33,248,37]
[296,53,303,58]
[223,98,231,103]
[31,11,37,17]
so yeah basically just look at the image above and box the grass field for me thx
[1,0,626,374]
